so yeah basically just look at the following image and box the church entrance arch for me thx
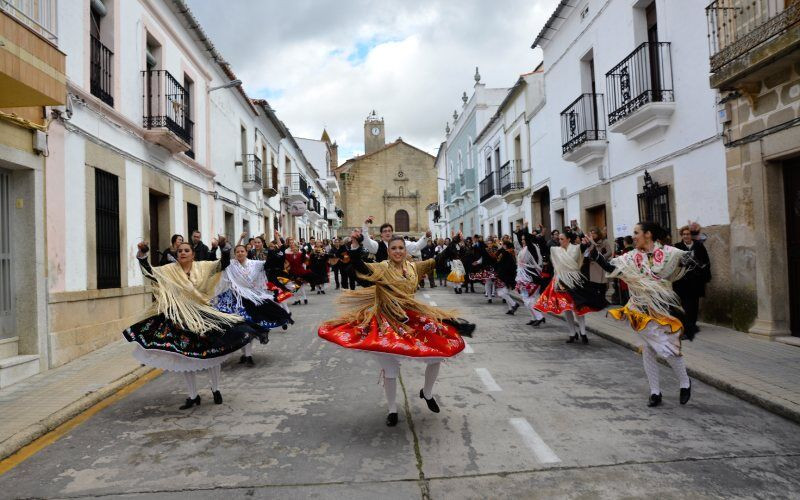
[394,209,410,232]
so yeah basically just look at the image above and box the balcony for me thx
[263,166,279,197]
[283,173,310,203]
[90,35,113,107]
[460,168,476,195]
[479,171,499,202]
[142,70,193,154]
[706,0,800,88]
[560,93,607,167]
[241,154,262,191]
[606,42,675,141]
[0,2,65,108]
[500,159,527,202]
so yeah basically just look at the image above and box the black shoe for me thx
[648,393,663,407]
[566,335,578,344]
[680,383,692,405]
[508,303,519,315]
[292,300,300,306]
[581,335,589,344]
[179,395,201,410]
[505,309,515,315]
[238,355,246,364]
[487,299,492,304]
[304,299,308,305]
[526,320,536,325]
[420,389,440,413]
[386,412,399,427]
[532,318,546,327]
[245,356,255,366]
[213,390,223,404]
[321,290,325,294]
[431,285,437,288]
[282,324,288,330]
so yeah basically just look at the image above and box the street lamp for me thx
[207,79,242,93]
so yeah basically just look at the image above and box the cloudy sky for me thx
[186,0,559,163]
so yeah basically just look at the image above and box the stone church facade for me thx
[336,112,437,235]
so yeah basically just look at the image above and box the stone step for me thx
[0,355,40,389]
[0,337,18,359]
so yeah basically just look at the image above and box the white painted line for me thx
[423,293,431,299]
[475,368,502,392]
[509,418,561,464]
[429,301,438,307]
[463,341,474,354]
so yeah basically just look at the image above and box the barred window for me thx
[637,171,671,237]
[95,169,120,289]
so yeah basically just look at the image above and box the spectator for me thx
[673,225,712,340]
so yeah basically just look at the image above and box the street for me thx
[2,286,799,499]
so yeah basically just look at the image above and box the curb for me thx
[0,365,155,462]
[509,292,800,425]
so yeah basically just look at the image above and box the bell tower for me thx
[364,110,385,154]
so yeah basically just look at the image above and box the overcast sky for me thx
[186,0,559,164]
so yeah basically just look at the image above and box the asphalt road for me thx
[2,285,799,499]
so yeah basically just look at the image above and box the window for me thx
[183,74,195,158]
[95,169,120,289]
[243,219,250,238]
[637,171,671,237]
[186,202,198,237]
[90,0,114,107]
[394,210,410,232]
[224,211,234,241]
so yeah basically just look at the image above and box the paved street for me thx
[2,286,800,499]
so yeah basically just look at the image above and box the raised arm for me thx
[136,242,156,281]
[406,232,429,255]
[360,226,380,254]
[583,236,616,273]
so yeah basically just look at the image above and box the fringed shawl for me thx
[142,260,242,333]
[325,258,456,334]
[607,243,688,318]
[215,259,272,310]
[550,244,584,289]
[516,245,542,283]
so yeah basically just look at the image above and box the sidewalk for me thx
[510,291,800,424]
[0,340,152,461]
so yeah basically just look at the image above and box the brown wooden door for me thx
[785,160,800,336]
[586,205,607,233]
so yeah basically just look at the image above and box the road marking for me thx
[429,301,437,307]
[423,293,431,299]
[509,417,561,464]
[475,368,501,392]
[463,341,474,354]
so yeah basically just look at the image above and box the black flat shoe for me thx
[581,335,589,344]
[420,389,440,413]
[648,393,663,407]
[321,290,325,294]
[304,299,308,305]
[292,300,301,306]
[526,320,535,325]
[386,412,398,426]
[213,390,223,404]
[680,383,691,405]
[238,355,246,364]
[505,309,515,315]
[282,324,288,330]
[487,299,492,304]
[532,318,546,327]
[245,356,255,366]
[179,395,201,410]
[566,335,578,343]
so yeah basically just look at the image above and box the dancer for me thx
[309,241,330,295]
[484,240,518,315]
[514,227,548,327]
[284,239,325,305]
[123,238,260,409]
[319,231,475,427]
[447,250,466,294]
[211,244,292,366]
[535,228,607,344]
[586,222,693,406]
[362,216,429,261]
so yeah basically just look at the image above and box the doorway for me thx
[148,190,170,266]
[586,204,607,233]
[0,170,13,340]
[554,209,564,232]
[785,160,800,336]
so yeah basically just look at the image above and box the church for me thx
[336,111,437,235]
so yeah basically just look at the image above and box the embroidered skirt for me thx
[534,281,602,316]
[211,289,290,334]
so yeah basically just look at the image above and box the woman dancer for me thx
[212,244,292,366]
[586,222,693,406]
[535,229,606,344]
[319,232,475,427]
[124,239,261,409]
[515,228,548,327]
[484,240,519,315]
[285,240,324,305]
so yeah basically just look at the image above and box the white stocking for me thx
[423,362,441,399]
[642,346,661,395]
[242,340,253,357]
[384,377,398,413]
[298,284,308,301]
[522,289,544,320]
[666,355,691,389]
[209,365,221,392]
[183,372,198,399]
[564,310,577,336]
[497,287,514,310]
[485,279,494,297]
[576,314,587,337]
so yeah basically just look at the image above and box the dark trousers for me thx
[332,264,343,288]
[342,264,357,290]
[678,290,701,332]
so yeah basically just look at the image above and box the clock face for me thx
[371,127,381,136]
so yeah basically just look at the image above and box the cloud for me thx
[185,0,559,163]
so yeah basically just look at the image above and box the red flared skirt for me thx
[318,310,465,359]
[266,282,293,303]
[534,281,598,316]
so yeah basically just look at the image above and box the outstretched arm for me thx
[360,226,380,254]
[136,242,156,281]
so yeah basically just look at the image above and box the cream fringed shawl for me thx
[325,258,456,334]
[142,260,242,333]
[606,243,688,318]
[549,244,585,289]
[215,259,272,310]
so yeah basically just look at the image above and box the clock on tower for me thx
[364,110,386,154]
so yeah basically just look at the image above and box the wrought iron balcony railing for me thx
[284,173,310,199]
[479,171,497,202]
[0,0,57,44]
[560,93,606,155]
[500,160,525,195]
[242,154,262,187]
[141,70,193,145]
[706,0,799,72]
[606,42,674,125]
[90,35,113,107]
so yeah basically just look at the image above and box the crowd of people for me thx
[122,216,711,424]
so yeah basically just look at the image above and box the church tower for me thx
[364,110,385,155]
